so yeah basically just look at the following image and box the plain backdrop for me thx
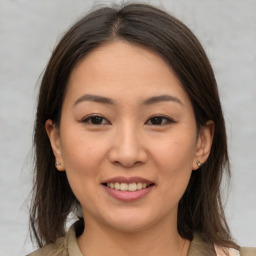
[0,0,255,255]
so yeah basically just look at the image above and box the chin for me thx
[100,210,161,234]
[108,220,153,233]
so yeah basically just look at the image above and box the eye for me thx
[145,116,174,125]
[81,115,110,125]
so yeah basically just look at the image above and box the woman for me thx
[28,3,255,256]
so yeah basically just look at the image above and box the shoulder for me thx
[240,247,256,256]
[190,233,256,256]
[215,244,256,256]
[26,237,67,256]
[27,221,83,256]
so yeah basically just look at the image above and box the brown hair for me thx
[30,3,238,250]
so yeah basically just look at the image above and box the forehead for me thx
[70,41,173,80]
[65,40,191,107]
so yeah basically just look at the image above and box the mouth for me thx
[101,176,155,197]
[102,182,154,192]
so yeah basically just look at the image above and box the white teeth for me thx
[114,182,120,190]
[128,183,137,191]
[106,182,150,191]
[120,183,128,191]
[137,183,143,190]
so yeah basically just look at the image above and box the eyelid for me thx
[79,114,175,126]
[80,114,111,125]
[145,115,176,125]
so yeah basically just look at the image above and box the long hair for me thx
[30,3,238,249]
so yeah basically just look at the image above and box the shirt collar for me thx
[66,222,217,256]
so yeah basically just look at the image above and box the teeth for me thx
[120,183,128,191]
[107,182,150,191]
[128,183,136,191]
[137,183,143,190]
[114,182,120,190]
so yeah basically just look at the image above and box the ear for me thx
[192,120,215,170]
[45,119,65,171]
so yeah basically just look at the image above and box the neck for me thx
[77,216,190,256]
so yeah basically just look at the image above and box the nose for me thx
[108,124,148,168]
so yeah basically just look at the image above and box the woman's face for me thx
[46,41,213,233]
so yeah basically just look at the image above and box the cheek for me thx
[151,134,196,198]
[152,133,196,170]
[59,131,109,198]
[60,128,108,170]
[59,133,106,205]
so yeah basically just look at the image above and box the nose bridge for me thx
[120,122,138,152]
[109,120,147,167]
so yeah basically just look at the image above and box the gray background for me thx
[0,0,255,255]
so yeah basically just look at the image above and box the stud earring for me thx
[196,160,202,167]
[56,162,61,166]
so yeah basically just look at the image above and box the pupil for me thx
[91,116,103,124]
[151,117,162,125]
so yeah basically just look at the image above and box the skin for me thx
[46,41,214,256]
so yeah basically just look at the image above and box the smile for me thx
[105,182,151,191]
[102,177,155,201]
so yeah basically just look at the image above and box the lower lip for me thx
[103,185,154,201]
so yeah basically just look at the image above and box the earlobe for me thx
[45,119,65,171]
[193,120,215,170]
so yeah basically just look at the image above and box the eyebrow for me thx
[73,94,183,107]
[142,94,184,106]
[73,94,115,107]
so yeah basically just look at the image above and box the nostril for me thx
[108,142,148,168]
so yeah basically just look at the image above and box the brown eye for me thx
[82,115,110,125]
[146,116,174,125]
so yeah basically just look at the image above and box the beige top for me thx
[27,224,256,256]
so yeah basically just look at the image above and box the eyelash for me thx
[81,115,110,125]
[81,115,175,126]
[145,116,175,125]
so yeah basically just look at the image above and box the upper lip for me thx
[102,176,154,185]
